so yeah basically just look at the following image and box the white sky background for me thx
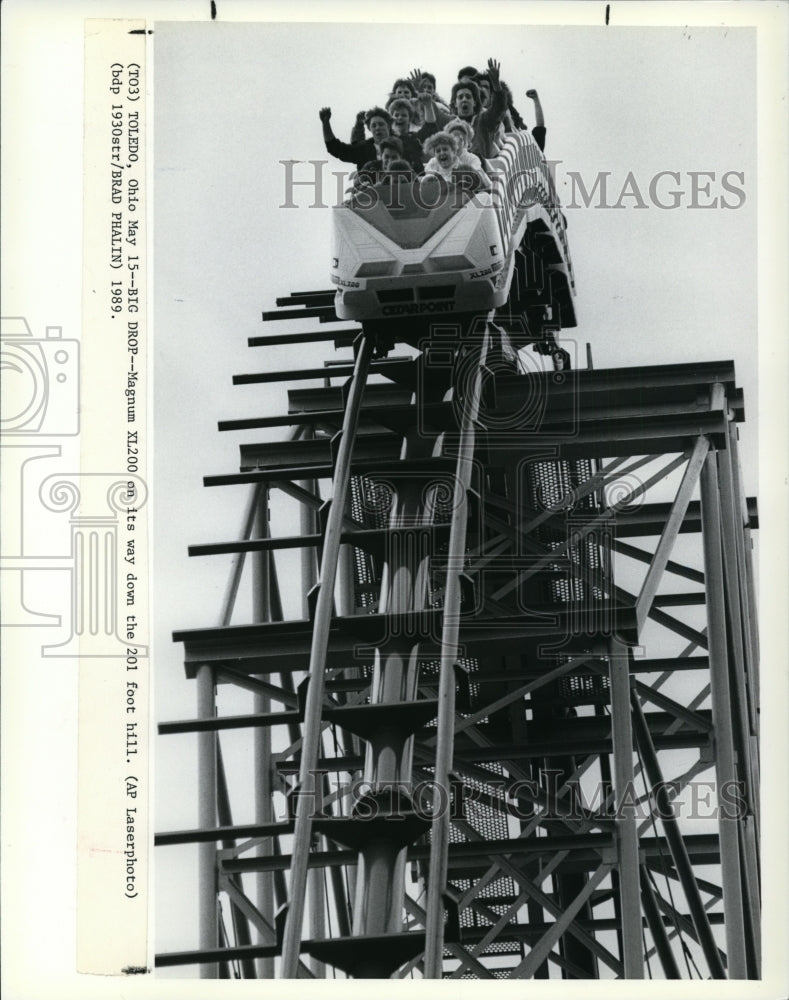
[151,14,770,975]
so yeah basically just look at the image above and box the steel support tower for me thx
[157,289,760,979]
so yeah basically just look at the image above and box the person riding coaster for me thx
[327,60,575,332]
[353,136,405,192]
[321,105,424,174]
[422,130,487,199]
[444,118,492,189]
[449,58,507,159]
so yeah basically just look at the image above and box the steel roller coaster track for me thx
[157,218,760,980]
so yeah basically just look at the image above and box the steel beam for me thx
[445,814,625,976]
[739,815,762,976]
[630,689,726,977]
[296,460,327,977]
[634,436,709,631]
[424,328,490,978]
[490,452,689,602]
[220,482,264,627]
[197,662,218,977]
[509,863,613,979]
[718,441,761,829]
[280,334,375,977]
[718,445,757,762]
[253,491,275,976]
[612,538,705,584]
[699,450,748,978]
[349,445,434,948]
[726,423,760,700]
[215,744,257,977]
[608,638,644,977]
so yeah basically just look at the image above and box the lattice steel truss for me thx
[157,293,759,980]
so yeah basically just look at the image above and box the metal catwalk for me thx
[157,291,759,979]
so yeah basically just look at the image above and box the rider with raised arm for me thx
[321,106,424,174]
[526,88,546,152]
[407,68,451,127]
[449,58,507,159]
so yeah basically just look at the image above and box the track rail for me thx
[159,177,759,977]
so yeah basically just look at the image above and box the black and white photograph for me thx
[152,8,784,985]
[2,2,788,996]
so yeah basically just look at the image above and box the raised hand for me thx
[408,67,423,88]
[319,106,332,123]
[487,58,501,87]
[526,88,538,100]
[417,90,432,105]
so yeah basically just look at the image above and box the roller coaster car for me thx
[331,130,576,330]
